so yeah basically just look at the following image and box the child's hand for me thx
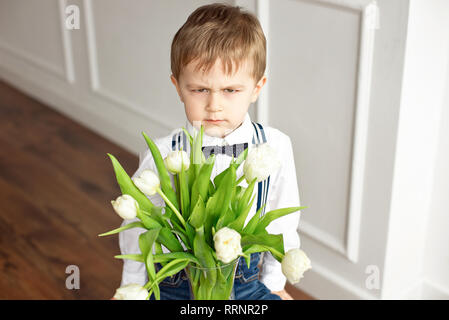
[271,289,293,300]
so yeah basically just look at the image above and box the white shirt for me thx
[119,113,302,292]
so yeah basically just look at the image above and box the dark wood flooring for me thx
[0,80,314,300]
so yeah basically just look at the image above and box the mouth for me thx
[205,119,224,124]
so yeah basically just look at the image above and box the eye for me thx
[191,89,208,93]
[225,89,239,93]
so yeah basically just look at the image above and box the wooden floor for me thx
[0,80,314,300]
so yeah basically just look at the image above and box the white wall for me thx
[421,52,449,299]
[420,4,449,298]
[0,0,237,156]
[0,0,448,299]
[381,0,449,299]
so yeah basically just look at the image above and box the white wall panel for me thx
[0,0,69,81]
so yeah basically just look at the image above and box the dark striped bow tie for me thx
[202,143,248,158]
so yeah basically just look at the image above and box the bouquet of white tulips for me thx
[101,126,311,300]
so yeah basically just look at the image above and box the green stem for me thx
[156,187,186,228]
[174,173,180,205]
[144,280,152,290]
[236,175,245,185]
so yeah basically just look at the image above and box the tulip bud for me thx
[243,143,281,183]
[132,169,160,196]
[164,150,190,174]
[213,227,242,264]
[113,283,149,300]
[281,248,312,284]
[111,194,139,220]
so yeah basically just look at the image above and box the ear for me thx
[170,74,184,103]
[250,75,267,103]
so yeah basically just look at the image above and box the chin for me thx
[204,126,225,138]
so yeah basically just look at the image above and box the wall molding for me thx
[0,0,76,85]
[297,257,378,300]
[255,0,379,263]
[58,0,76,84]
[82,0,173,133]
[0,39,68,83]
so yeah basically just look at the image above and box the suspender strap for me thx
[172,130,188,152]
[251,121,270,217]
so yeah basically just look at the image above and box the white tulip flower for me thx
[111,194,139,220]
[164,150,190,174]
[281,248,312,284]
[132,169,160,196]
[243,143,281,183]
[213,227,242,264]
[113,283,149,300]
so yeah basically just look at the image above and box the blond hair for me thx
[170,2,266,84]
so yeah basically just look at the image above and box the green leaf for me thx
[231,186,244,213]
[237,178,257,214]
[190,154,215,213]
[98,221,145,237]
[216,206,236,230]
[179,162,190,220]
[213,148,247,188]
[192,125,205,176]
[185,223,196,248]
[208,180,216,196]
[153,252,200,265]
[242,203,266,235]
[143,206,168,227]
[235,147,248,166]
[139,228,161,281]
[154,259,190,283]
[158,227,184,252]
[170,229,191,250]
[227,195,256,233]
[153,241,166,267]
[253,206,308,234]
[114,254,144,262]
[181,127,193,147]
[241,233,285,263]
[207,165,236,235]
[193,226,217,292]
[138,209,164,229]
[107,153,154,213]
[188,196,206,229]
[141,132,180,225]
[213,168,227,190]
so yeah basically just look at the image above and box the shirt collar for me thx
[185,113,254,146]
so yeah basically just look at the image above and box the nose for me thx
[205,91,223,112]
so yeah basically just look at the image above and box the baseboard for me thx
[0,65,172,157]
[421,279,449,300]
[293,259,379,300]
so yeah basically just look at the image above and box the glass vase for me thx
[185,259,239,300]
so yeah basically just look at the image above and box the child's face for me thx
[171,58,266,138]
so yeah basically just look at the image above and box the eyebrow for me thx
[186,83,246,89]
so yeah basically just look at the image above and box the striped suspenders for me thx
[251,122,270,217]
[171,122,270,216]
[172,130,188,153]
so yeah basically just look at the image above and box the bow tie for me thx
[202,143,248,158]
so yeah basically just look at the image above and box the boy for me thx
[119,3,301,300]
